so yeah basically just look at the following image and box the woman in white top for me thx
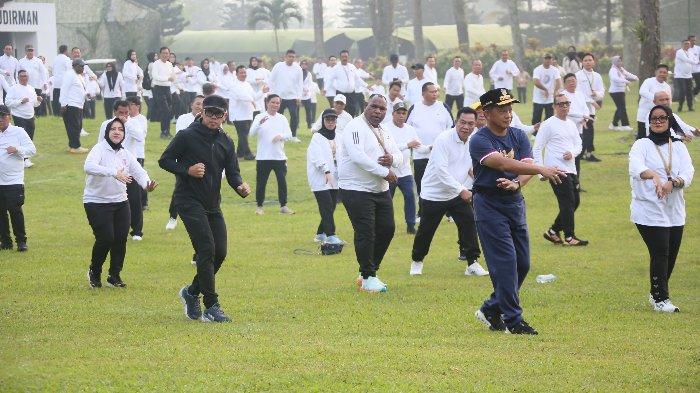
[98,62,125,121]
[628,105,694,313]
[300,59,318,130]
[608,56,638,131]
[307,109,344,245]
[122,50,143,97]
[251,94,294,215]
[196,59,217,89]
[83,117,157,288]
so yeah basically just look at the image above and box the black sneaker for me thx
[243,154,256,161]
[585,154,601,162]
[407,224,416,235]
[179,285,202,320]
[17,242,28,252]
[458,250,468,261]
[87,268,102,288]
[0,241,13,250]
[564,236,589,246]
[106,275,126,288]
[506,320,538,335]
[543,228,563,244]
[475,309,506,331]
[202,303,231,323]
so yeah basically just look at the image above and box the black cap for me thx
[202,95,227,112]
[72,58,85,67]
[321,108,338,119]
[0,105,10,115]
[411,63,424,70]
[393,101,408,112]
[479,88,520,109]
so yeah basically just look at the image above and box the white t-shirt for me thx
[532,65,561,104]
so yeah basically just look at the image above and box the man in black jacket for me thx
[159,95,251,323]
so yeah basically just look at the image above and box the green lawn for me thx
[0,85,698,391]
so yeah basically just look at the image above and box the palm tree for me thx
[413,0,424,59]
[312,0,324,57]
[248,0,303,56]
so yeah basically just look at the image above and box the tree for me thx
[605,0,613,46]
[413,0,424,59]
[221,0,249,29]
[638,0,661,79]
[312,0,324,57]
[368,0,395,56]
[134,0,189,37]
[340,0,370,27]
[506,0,525,66]
[453,0,469,50]
[545,0,606,44]
[248,0,303,56]
[622,0,640,74]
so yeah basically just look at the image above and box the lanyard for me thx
[363,115,389,154]
[654,139,673,178]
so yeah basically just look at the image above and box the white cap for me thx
[333,94,346,104]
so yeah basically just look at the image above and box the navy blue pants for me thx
[473,192,530,328]
[389,175,416,226]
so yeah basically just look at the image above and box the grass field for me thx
[0,84,698,392]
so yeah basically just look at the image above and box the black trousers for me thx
[582,115,595,152]
[256,160,288,207]
[445,94,464,116]
[314,189,338,236]
[636,224,684,302]
[178,203,227,309]
[137,158,148,208]
[340,189,395,278]
[279,99,299,137]
[637,121,647,140]
[0,185,26,244]
[126,179,144,237]
[549,174,580,238]
[317,78,324,90]
[517,87,527,103]
[326,96,334,106]
[125,91,138,98]
[12,116,35,140]
[103,97,117,120]
[337,91,357,116]
[413,158,429,216]
[83,99,95,119]
[412,196,481,263]
[182,91,196,111]
[676,78,693,111]
[233,120,253,157]
[172,93,185,118]
[62,106,83,148]
[693,72,700,96]
[169,189,178,220]
[531,103,553,124]
[144,95,153,121]
[33,88,46,117]
[610,92,629,126]
[51,88,61,116]
[152,85,172,135]
[301,99,316,128]
[84,201,130,277]
[354,92,366,114]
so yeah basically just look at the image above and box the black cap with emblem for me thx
[479,88,520,109]
[202,95,228,112]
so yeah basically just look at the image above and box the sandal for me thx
[543,229,563,244]
[564,236,589,246]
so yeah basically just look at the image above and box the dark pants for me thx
[354,92,366,114]
[84,201,130,277]
[549,174,580,238]
[233,120,253,157]
[389,175,416,225]
[178,203,227,309]
[531,103,553,124]
[340,189,395,278]
[172,93,185,118]
[182,91,196,111]
[610,92,629,126]
[326,96,334,106]
[517,87,527,103]
[302,99,316,128]
[83,99,95,119]
[255,160,288,207]
[412,196,481,263]
[0,185,26,245]
[582,115,595,152]
[125,92,138,98]
[137,158,148,208]
[637,121,647,140]
[126,179,143,237]
[103,97,117,120]
[413,159,429,217]
[12,116,35,140]
[445,94,464,116]
[144,95,153,121]
[474,193,530,328]
[33,88,46,117]
[317,78,324,90]
[636,224,684,302]
[337,91,357,116]
[314,189,338,236]
[169,188,178,220]
[676,78,693,111]
[62,106,83,148]
[152,85,172,136]
[693,72,700,96]
[279,99,299,137]
[51,88,61,116]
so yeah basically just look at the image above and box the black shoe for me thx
[579,187,587,193]
[475,309,506,331]
[407,224,416,235]
[543,228,563,244]
[0,242,13,250]
[106,275,126,287]
[564,236,589,246]
[458,250,468,261]
[87,268,102,288]
[202,303,232,323]
[585,154,601,162]
[243,154,256,161]
[142,204,149,211]
[17,242,28,252]
[179,285,202,320]
[506,320,538,335]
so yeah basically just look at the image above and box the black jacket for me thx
[159,118,244,210]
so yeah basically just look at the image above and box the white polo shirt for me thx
[5,83,39,119]
[250,112,293,160]
[406,101,453,160]
[420,129,473,201]
[0,124,36,185]
[532,65,561,104]
[532,116,582,175]
[384,122,429,178]
[443,67,464,96]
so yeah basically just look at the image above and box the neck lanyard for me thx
[654,138,673,179]
[363,115,388,154]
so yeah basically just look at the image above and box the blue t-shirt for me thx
[469,126,533,191]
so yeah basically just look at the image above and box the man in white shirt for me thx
[382,53,409,92]
[643,91,699,140]
[673,39,698,112]
[689,35,700,97]
[246,56,269,117]
[464,59,486,109]
[182,57,201,108]
[322,55,337,106]
[51,45,71,117]
[353,58,370,114]
[488,50,519,90]
[230,65,264,160]
[575,53,605,161]
[423,55,438,85]
[325,50,363,117]
[5,70,41,168]
[311,94,353,133]
[269,49,303,141]
[531,53,562,124]
[17,45,47,117]
[406,63,429,106]
[59,59,89,154]
[312,57,327,91]
[0,105,36,252]
[0,44,18,91]
[534,93,587,246]
[338,95,402,293]
[410,106,488,277]
[443,56,465,116]
[636,64,672,140]
[151,46,176,139]
[561,73,592,181]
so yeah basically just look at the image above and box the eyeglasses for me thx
[555,101,571,107]
[204,108,226,119]
[650,115,669,124]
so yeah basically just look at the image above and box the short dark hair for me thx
[17,69,27,76]
[328,55,336,60]
[456,107,477,119]
[4,43,13,49]
[340,49,349,56]
[421,82,435,93]
[159,46,169,53]
[389,80,402,90]
[581,52,595,61]
[113,100,129,112]
[194,94,205,100]
[265,93,280,104]
[563,73,576,82]
[202,83,216,96]
[235,65,246,72]
[59,45,68,54]
[286,49,295,55]
[71,47,80,52]
[453,56,461,61]
[656,64,669,71]
[126,96,141,106]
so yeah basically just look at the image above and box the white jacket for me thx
[306,132,339,192]
[83,140,150,204]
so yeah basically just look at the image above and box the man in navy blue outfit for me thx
[469,89,566,335]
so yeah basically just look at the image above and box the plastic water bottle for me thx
[536,274,557,284]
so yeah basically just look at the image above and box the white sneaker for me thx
[280,206,295,214]
[619,125,633,132]
[290,136,302,143]
[465,262,489,276]
[360,276,387,293]
[650,295,679,313]
[132,235,143,241]
[80,129,89,136]
[24,159,34,168]
[410,261,424,276]
[446,216,454,223]
[325,235,344,245]
[255,206,264,215]
[165,218,177,230]
[415,216,421,224]
[314,233,327,243]
[374,276,388,290]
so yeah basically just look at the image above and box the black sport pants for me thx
[12,116,35,140]
[636,224,684,302]
[152,85,172,136]
[314,189,338,236]
[62,106,83,148]
[610,92,629,126]
[256,160,288,207]
[279,99,299,137]
[0,185,26,245]
[412,158,429,216]
[84,201,130,277]
[444,94,464,116]
[549,174,580,238]
[233,120,253,157]
[531,103,553,124]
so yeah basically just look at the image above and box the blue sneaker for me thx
[202,303,232,323]
[360,277,388,293]
[179,285,202,320]
[325,235,344,245]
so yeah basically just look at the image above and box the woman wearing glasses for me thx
[629,105,694,312]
